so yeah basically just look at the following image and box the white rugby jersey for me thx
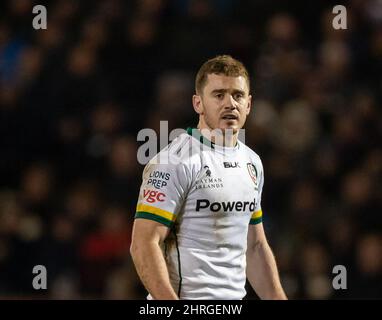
[135,127,264,300]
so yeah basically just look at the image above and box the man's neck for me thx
[197,125,238,147]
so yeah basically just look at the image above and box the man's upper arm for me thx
[248,156,265,241]
[249,156,264,226]
[132,218,171,246]
[134,155,191,229]
[247,222,267,250]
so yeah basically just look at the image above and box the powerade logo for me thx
[196,199,256,212]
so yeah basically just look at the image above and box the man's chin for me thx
[219,125,239,134]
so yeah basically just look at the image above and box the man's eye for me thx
[215,93,224,99]
[234,93,244,100]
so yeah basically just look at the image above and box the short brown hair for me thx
[195,55,250,95]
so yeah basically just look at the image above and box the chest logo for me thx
[204,165,211,177]
[247,163,258,187]
[223,161,240,168]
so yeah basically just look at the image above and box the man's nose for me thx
[223,94,236,109]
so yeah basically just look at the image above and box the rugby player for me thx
[130,55,287,300]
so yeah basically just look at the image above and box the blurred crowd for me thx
[0,0,381,299]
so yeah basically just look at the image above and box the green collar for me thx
[186,127,214,149]
[186,127,239,148]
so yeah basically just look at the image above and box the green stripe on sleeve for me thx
[249,217,263,225]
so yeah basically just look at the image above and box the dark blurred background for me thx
[0,0,381,299]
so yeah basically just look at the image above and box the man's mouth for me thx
[221,114,238,120]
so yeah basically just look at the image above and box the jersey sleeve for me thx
[249,160,264,225]
[135,160,191,228]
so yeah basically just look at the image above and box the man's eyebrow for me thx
[210,89,246,94]
[232,89,246,95]
[211,89,227,94]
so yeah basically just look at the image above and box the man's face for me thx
[193,73,252,133]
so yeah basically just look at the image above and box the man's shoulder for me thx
[147,132,202,168]
[239,141,263,165]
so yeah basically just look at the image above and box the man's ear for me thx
[246,94,252,115]
[192,94,203,115]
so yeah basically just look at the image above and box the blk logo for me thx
[224,162,240,168]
